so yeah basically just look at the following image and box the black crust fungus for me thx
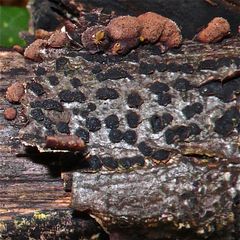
[182,102,203,119]
[138,141,153,156]
[157,92,172,106]
[87,155,102,170]
[48,75,59,86]
[102,156,118,170]
[96,68,130,81]
[165,125,191,144]
[30,108,45,122]
[139,62,156,75]
[150,113,173,133]
[85,117,102,132]
[55,57,69,71]
[127,91,143,108]
[28,82,45,96]
[96,87,119,100]
[152,149,170,162]
[198,59,218,71]
[104,114,119,129]
[123,130,137,145]
[35,66,46,76]
[173,78,193,92]
[126,110,141,128]
[70,77,82,88]
[56,122,70,134]
[59,90,75,102]
[109,129,123,143]
[214,106,240,137]
[75,127,90,143]
[149,81,169,94]
[42,99,63,112]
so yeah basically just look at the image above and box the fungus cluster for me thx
[22,12,232,61]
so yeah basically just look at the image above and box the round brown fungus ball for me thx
[196,17,230,43]
[6,82,25,103]
[47,30,69,48]
[24,39,48,61]
[137,12,167,43]
[106,16,142,41]
[159,19,182,50]
[4,107,17,121]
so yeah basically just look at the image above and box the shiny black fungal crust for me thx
[56,122,70,134]
[70,77,82,88]
[214,106,240,137]
[20,35,240,172]
[85,117,101,132]
[109,129,123,143]
[127,91,143,108]
[173,78,193,92]
[96,68,131,81]
[35,66,46,76]
[149,81,169,94]
[104,114,119,129]
[75,127,90,143]
[182,102,203,119]
[28,82,45,96]
[48,75,59,86]
[96,87,119,100]
[126,111,141,128]
[198,59,218,71]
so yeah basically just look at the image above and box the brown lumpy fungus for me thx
[24,39,47,61]
[3,107,17,121]
[159,19,182,50]
[137,12,167,43]
[47,30,69,48]
[196,17,230,43]
[106,16,142,40]
[81,25,109,53]
[110,38,140,55]
[6,82,25,103]
[35,29,53,39]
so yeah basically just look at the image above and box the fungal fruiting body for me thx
[24,39,48,61]
[81,25,110,53]
[106,16,142,54]
[137,12,167,43]
[138,12,182,51]
[196,17,230,43]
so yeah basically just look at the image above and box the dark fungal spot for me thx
[123,130,137,145]
[233,57,240,67]
[150,113,173,133]
[152,149,170,162]
[131,156,145,167]
[30,108,45,122]
[138,141,153,156]
[35,66,46,76]
[56,122,70,134]
[104,114,119,129]
[91,65,102,74]
[28,82,45,96]
[70,78,82,88]
[42,99,63,112]
[96,87,119,100]
[139,62,156,75]
[74,91,86,103]
[198,59,218,71]
[182,102,203,119]
[118,157,132,169]
[85,117,101,132]
[48,75,59,86]
[156,63,167,72]
[127,91,143,108]
[214,106,240,137]
[217,57,232,68]
[189,123,202,135]
[46,129,55,136]
[149,81,169,94]
[102,156,118,170]
[167,63,181,72]
[59,90,75,103]
[75,127,90,143]
[87,155,102,170]
[6,67,28,76]
[180,63,194,74]
[199,81,222,97]
[157,92,172,106]
[165,125,191,144]
[87,103,97,111]
[96,68,130,81]
[43,117,53,129]
[109,129,123,143]
[173,78,193,92]
[126,110,141,128]
[55,57,69,71]
[30,100,42,108]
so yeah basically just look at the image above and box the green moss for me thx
[0,6,29,47]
